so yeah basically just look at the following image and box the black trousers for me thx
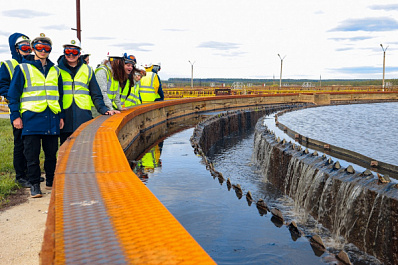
[60,132,72,146]
[23,135,58,185]
[13,126,27,181]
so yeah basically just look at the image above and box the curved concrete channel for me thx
[250,115,398,265]
[40,93,398,264]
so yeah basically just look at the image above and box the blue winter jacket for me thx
[0,33,28,97]
[57,55,109,133]
[7,56,64,136]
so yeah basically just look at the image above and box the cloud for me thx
[162,28,187,32]
[2,9,51,18]
[214,50,247,57]
[112,42,154,52]
[0,44,9,53]
[87,36,116,40]
[43,24,70,30]
[0,30,10,37]
[330,66,398,74]
[329,36,373,41]
[369,4,398,11]
[335,47,354,52]
[198,41,240,51]
[330,17,398,32]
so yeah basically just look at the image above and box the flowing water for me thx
[130,109,382,264]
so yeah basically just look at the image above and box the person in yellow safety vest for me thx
[57,38,120,145]
[136,142,163,174]
[123,67,145,109]
[120,54,142,109]
[0,33,33,188]
[137,62,164,103]
[7,33,64,198]
[94,52,125,112]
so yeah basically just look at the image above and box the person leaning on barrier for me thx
[81,50,90,65]
[57,38,119,145]
[0,33,33,188]
[7,33,64,198]
[120,53,142,109]
[94,52,126,113]
[137,62,164,103]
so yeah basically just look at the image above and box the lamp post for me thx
[188,60,195,89]
[278,54,286,89]
[380,44,388,90]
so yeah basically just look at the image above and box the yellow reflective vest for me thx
[60,64,93,111]
[19,63,61,114]
[138,72,159,103]
[95,65,120,108]
[139,145,161,169]
[121,80,141,107]
[1,59,19,79]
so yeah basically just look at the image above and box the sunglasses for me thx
[18,44,32,53]
[64,48,81,56]
[33,43,52,53]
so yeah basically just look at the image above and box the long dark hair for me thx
[127,72,134,88]
[103,59,126,82]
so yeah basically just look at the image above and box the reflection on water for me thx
[133,128,328,264]
[278,102,398,166]
[128,111,381,264]
[133,142,163,182]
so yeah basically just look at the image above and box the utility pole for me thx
[188,60,195,89]
[380,44,388,91]
[320,75,322,88]
[71,0,82,41]
[278,54,286,89]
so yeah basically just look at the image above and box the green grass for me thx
[0,119,19,206]
[0,118,45,207]
[0,118,14,173]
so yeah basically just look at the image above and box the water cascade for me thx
[252,116,398,265]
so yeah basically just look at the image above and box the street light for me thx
[277,54,286,89]
[380,44,388,90]
[188,60,195,89]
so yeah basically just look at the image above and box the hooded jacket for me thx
[57,55,109,133]
[0,33,29,97]
[7,56,64,136]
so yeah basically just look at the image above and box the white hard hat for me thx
[31,33,52,46]
[107,51,124,59]
[134,65,146,77]
[153,62,161,67]
[81,50,91,56]
[63,38,81,49]
[15,35,30,46]
[143,62,153,68]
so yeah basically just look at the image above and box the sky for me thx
[1,0,398,81]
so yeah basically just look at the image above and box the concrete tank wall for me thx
[252,116,398,265]
[42,92,398,263]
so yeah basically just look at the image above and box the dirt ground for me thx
[0,182,50,265]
